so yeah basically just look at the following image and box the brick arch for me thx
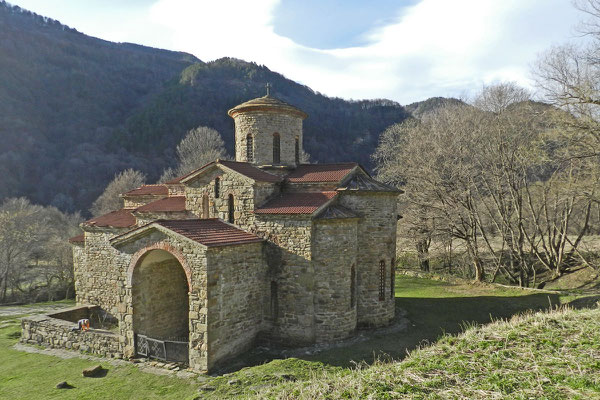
[127,242,192,289]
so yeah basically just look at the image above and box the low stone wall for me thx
[20,306,122,359]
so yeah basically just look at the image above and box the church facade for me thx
[66,94,400,372]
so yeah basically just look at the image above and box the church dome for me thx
[228,95,307,119]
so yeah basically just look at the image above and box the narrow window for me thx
[273,133,280,164]
[228,194,234,224]
[379,260,385,301]
[246,134,254,162]
[390,258,395,299]
[350,264,356,309]
[202,194,209,219]
[295,136,300,164]
[270,281,279,321]
[214,177,220,198]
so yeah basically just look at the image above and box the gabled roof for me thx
[123,185,169,196]
[166,160,282,185]
[84,209,137,228]
[218,160,283,183]
[255,191,337,215]
[111,219,263,248]
[337,173,402,193]
[314,204,359,220]
[68,234,85,244]
[135,196,186,213]
[285,163,359,183]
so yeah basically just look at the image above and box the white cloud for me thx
[147,0,582,104]
[14,0,583,104]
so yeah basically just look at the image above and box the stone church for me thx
[64,93,399,372]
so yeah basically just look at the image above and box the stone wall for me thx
[75,229,128,317]
[122,195,166,209]
[252,215,315,344]
[184,165,278,230]
[205,242,266,369]
[312,218,358,342]
[132,257,189,340]
[21,309,121,359]
[339,192,397,327]
[134,211,191,226]
[233,111,303,167]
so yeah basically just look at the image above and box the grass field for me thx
[0,275,590,399]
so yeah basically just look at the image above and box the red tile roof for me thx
[219,160,282,183]
[136,196,186,213]
[255,191,337,214]
[156,219,263,247]
[68,234,85,243]
[285,163,358,183]
[167,160,282,184]
[123,185,169,196]
[84,209,137,228]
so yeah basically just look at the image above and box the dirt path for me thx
[0,303,71,317]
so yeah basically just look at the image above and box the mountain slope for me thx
[114,58,411,170]
[0,2,410,214]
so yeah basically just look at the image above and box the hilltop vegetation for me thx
[0,2,411,215]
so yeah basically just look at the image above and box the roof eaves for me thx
[309,192,339,217]
[110,221,208,249]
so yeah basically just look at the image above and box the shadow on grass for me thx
[218,292,560,373]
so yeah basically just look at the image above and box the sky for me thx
[10,0,586,104]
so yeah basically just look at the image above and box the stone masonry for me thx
[23,92,401,373]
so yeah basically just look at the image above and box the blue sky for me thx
[11,0,584,104]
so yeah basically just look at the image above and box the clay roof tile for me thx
[285,163,358,183]
[84,209,137,228]
[123,185,169,196]
[155,219,263,247]
[254,191,337,214]
[136,196,186,213]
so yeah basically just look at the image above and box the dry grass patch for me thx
[260,305,600,399]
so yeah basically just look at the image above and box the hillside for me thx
[0,2,411,214]
[404,96,466,119]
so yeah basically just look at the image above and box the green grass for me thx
[258,306,600,399]
[0,276,589,399]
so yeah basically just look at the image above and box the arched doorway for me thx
[131,249,189,363]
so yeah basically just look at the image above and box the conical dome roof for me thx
[228,95,307,119]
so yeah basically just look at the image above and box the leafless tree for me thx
[90,169,146,216]
[376,82,598,285]
[175,126,227,177]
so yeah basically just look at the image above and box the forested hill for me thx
[0,2,410,214]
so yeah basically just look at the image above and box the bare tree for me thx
[0,198,83,303]
[90,169,146,216]
[375,105,490,281]
[376,82,598,285]
[175,126,227,177]
[473,82,530,113]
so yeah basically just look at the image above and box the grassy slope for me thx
[0,276,589,399]
[260,306,600,399]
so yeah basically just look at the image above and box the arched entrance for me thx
[131,249,190,363]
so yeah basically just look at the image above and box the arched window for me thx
[273,133,280,164]
[228,194,235,224]
[390,258,395,299]
[214,177,220,198]
[270,281,278,321]
[202,194,209,219]
[350,264,356,309]
[379,260,386,301]
[295,136,300,164]
[246,134,254,162]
